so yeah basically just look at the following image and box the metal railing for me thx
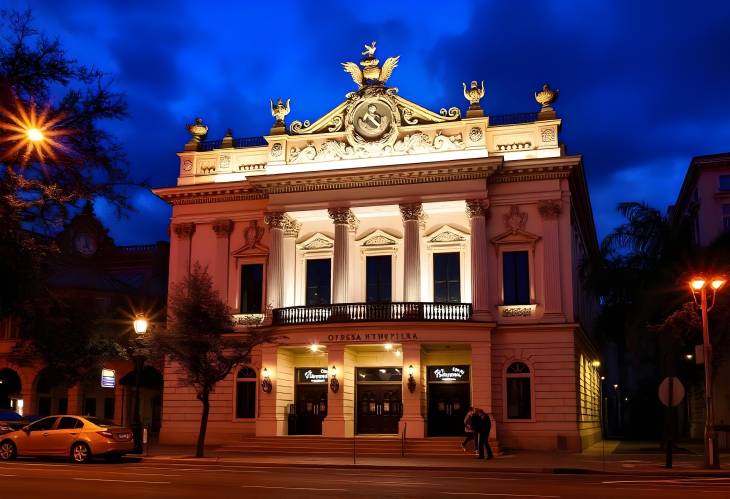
[489,112,538,126]
[198,136,267,151]
[272,302,472,325]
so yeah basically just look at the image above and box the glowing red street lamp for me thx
[689,275,726,469]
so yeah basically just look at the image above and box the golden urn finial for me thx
[184,117,208,150]
[342,41,400,89]
[535,83,559,111]
[269,98,291,135]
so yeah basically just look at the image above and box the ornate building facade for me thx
[154,44,601,451]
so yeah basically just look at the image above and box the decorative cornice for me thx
[264,211,287,230]
[465,199,489,219]
[173,222,196,239]
[328,208,359,231]
[504,206,528,233]
[212,219,234,237]
[538,199,562,220]
[153,185,266,206]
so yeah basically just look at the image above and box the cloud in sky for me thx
[8,0,730,243]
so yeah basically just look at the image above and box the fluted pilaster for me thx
[400,203,424,302]
[466,200,492,321]
[328,208,359,303]
[264,212,286,310]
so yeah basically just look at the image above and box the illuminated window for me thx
[433,252,461,303]
[240,264,263,313]
[506,362,532,419]
[236,367,257,419]
[503,251,530,305]
[306,259,331,306]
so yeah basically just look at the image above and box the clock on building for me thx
[74,232,98,256]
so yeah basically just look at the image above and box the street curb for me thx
[137,456,730,477]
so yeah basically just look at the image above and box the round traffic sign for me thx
[658,377,685,407]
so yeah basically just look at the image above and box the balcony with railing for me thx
[271,302,472,326]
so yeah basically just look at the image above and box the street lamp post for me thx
[689,276,726,469]
[132,314,149,453]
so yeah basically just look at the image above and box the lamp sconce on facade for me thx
[329,365,339,393]
[261,367,272,393]
[407,365,416,393]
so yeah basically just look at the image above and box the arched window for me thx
[506,362,532,420]
[236,367,257,419]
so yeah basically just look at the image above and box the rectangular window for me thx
[720,175,730,192]
[306,259,331,306]
[723,204,730,233]
[240,264,263,313]
[433,252,461,303]
[366,255,392,303]
[104,397,115,420]
[503,251,530,305]
[506,378,532,419]
[236,381,256,418]
[83,397,97,417]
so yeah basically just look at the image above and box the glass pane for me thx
[236,381,256,418]
[306,259,331,306]
[366,255,392,303]
[240,264,263,313]
[433,253,460,303]
[28,417,57,431]
[507,378,531,419]
[503,251,530,305]
[356,367,402,382]
[720,175,730,191]
[58,417,82,430]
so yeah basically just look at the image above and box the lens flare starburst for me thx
[0,98,69,164]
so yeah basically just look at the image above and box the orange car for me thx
[0,415,134,463]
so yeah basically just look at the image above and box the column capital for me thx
[212,219,234,238]
[538,199,562,220]
[328,208,359,231]
[465,199,490,219]
[282,215,302,238]
[399,203,425,222]
[264,211,287,229]
[172,222,196,239]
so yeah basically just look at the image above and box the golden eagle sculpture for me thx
[342,41,400,88]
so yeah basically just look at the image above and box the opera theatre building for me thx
[154,44,602,452]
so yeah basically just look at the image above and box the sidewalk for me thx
[137,440,730,476]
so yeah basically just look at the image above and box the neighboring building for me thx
[154,45,601,451]
[669,152,730,442]
[0,204,168,431]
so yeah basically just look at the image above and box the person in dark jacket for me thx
[461,407,476,452]
[473,408,493,460]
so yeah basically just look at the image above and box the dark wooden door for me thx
[295,384,327,435]
[428,383,470,436]
[356,384,402,434]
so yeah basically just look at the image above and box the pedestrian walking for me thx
[461,407,476,452]
[474,408,493,460]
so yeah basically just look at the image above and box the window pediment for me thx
[356,229,401,247]
[491,229,541,248]
[425,224,469,246]
[297,232,334,250]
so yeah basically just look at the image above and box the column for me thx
[172,222,195,283]
[400,342,425,437]
[471,340,497,445]
[67,384,83,415]
[264,212,286,310]
[322,345,355,437]
[466,200,493,321]
[399,203,424,302]
[328,208,358,304]
[538,199,564,321]
[281,216,300,307]
[212,219,233,299]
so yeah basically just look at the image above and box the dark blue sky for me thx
[13,0,730,245]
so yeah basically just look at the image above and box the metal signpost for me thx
[658,376,685,469]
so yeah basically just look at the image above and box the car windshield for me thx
[83,417,113,427]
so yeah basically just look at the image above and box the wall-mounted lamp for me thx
[261,367,272,393]
[384,343,393,351]
[407,364,416,393]
[329,365,339,393]
[591,360,601,368]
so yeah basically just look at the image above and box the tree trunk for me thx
[195,390,210,458]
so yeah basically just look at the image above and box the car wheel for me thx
[70,442,91,464]
[0,441,16,461]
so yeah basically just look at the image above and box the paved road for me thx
[0,459,729,498]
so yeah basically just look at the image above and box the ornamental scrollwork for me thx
[328,208,359,231]
[399,203,424,222]
[465,200,489,219]
[538,199,562,220]
[504,206,528,233]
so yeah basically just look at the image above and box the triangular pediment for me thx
[356,228,401,247]
[490,229,541,247]
[232,219,268,257]
[426,224,470,244]
[297,232,334,251]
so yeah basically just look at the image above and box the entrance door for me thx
[357,384,402,434]
[428,383,470,436]
[294,384,327,435]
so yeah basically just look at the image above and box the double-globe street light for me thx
[689,275,726,469]
[131,314,149,453]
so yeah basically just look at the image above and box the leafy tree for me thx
[153,264,273,457]
[0,10,134,377]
